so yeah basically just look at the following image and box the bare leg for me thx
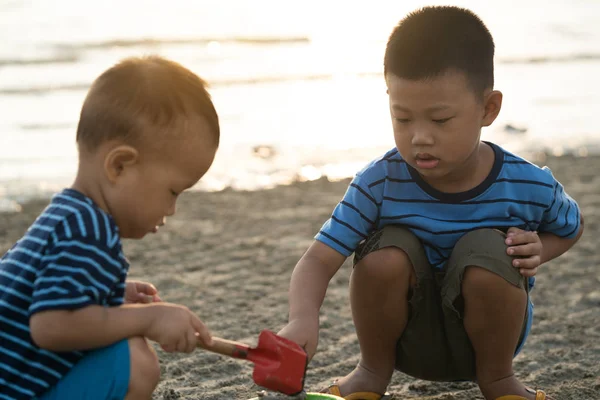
[125,337,161,400]
[334,247,415,396]
[462,266,544,400]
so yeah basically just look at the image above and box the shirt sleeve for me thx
[30,233,125,315]
[538,167,581,238]
[315,175,379,257]
[106,251,128,307]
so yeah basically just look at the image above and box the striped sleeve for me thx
[315,175,379,256]
[29,234,124,315]
[106,251,127,307]
[538,168,581,238]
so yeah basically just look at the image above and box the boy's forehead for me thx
[386,71,476,107]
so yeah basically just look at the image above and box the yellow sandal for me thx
[321,383,392,400]
[496,388,548,400]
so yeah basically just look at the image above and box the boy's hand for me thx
[125,280,162,304]
[277,316,319,361]
[146,303,212,353]
[505,227,543,277]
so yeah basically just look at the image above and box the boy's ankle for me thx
[335,363,390,396]
[478,374,532,400]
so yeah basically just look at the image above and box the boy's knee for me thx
[462,266,524,298]
[126,337,160,399]
[463,266,504,289]
[354,246,414,284]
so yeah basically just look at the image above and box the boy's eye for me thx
[394,118,411,124]
[433,117,453,124]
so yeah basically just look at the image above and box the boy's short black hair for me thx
[384,6,495,95]
[76,55,220,152]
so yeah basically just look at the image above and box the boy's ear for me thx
[481,90,503,127]
[103,145,139,184]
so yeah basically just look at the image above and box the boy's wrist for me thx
[289,307,319,322]
[119,303,159,337]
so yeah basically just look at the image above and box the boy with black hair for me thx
[279,6,583,400]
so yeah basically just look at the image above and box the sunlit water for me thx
[1,0,599,211]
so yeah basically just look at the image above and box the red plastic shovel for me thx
[197,330,307,395]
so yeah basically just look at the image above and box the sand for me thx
[1,154,599,400]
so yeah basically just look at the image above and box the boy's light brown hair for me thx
[76,55,220,152]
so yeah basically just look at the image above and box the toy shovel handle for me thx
[197,337,251,360]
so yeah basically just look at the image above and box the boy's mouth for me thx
[152,219,165,233]
[414,153,440,169]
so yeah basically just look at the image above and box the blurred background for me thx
[1,0,599,211]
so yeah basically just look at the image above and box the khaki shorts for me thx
[353,226,532,382]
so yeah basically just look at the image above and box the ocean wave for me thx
[498,53,600,64]
[0,71,384,95]
[51,36,310,51]
[19,123,74,131]
[0,54,79,68]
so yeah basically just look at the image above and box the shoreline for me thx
[2,152,600,215]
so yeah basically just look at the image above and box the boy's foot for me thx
[321,363,390,398]
[481,375,554,400]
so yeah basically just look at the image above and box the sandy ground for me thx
[1,155,599,400]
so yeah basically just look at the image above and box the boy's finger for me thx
[191,315,212,346]
[519,267,538,277]
[176,337,188,353]
[505,231,536,245]
[512,256,540,269]
[506,227,523,236]
[136,293,154,303]
[186,329,197,353]
[507,243,539,257]
[137,282,158,295]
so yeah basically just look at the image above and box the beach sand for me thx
[1,155,598,400]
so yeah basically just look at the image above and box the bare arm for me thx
[540,214,585,265]
[30,304,158,352]
[288,241,347,321]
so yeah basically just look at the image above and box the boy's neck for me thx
[71,167,111,216]
[420,141,495,194]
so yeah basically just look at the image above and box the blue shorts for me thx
[40,339,130,400]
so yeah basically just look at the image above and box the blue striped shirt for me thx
[0,189,128,400]
[316,142,581,272]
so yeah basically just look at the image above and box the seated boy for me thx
[278,6,583,400]
[0,55,219,400]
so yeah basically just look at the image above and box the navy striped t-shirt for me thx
[316,142,581,272]
[0,189,128,400]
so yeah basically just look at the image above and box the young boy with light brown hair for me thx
[0,55,219,400]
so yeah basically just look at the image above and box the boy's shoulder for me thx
[39,188,120,250]
[495,144,557,186]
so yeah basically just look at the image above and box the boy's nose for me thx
[411,127,434,146]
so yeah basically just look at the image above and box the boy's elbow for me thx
[575,214,585,241]
[30,311,69,351]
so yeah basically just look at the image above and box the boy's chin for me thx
[120,228,152,240]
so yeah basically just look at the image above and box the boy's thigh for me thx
[440,229,532,368]
[40,339,130,400]
[354,225,456,380]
